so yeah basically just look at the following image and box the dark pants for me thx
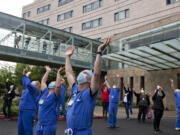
[102,102,109,118]
[124,103,129,119]
[153,109,163,131]
[138,106,147,122]
[3,100,12,118]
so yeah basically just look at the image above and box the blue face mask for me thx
[31,81,36,86]
[77,70,93,85]
[10,85,14,89]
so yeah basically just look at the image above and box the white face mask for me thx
[77,72,87,85]
[113,85,117,89]
[141,90,145,94]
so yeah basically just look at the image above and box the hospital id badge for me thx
[68,99,73,106]
[39,99,44,105]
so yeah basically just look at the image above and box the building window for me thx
[83,0,102,13]
[23,11,31,19]
[140,76,145,89]
[82,18,102,30]
[59,0,73,6]
[57,10,73,22]
[177,74,180,89]
[37,4,51,14]
[39,18,50,25]
[167,0,180,4]
[114,9,129,21]
[63,27,72,33]
[130,77,134,89]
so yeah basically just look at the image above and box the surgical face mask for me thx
[141,90,145,94]
[77,70,93,85]
[31,81,37,86]
[10,85,14,89]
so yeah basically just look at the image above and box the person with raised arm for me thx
[170,79,180,131]
[36,66,64,135]
[152,85,165,133]
[18,69,41,135]
[65,38,110,135]
[105,75,120,128]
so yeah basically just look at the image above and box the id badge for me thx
[39,99,44,105]
[112,96,114,98]
[68,99,74,106]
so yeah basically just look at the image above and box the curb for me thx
[0,115,104,121]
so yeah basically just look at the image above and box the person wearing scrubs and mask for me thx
[105,75,120,128]
[36,66,64,135]
[56,79,66,118]
[65,38,111,135]
[170,79,180,131]
[18,69,41,135]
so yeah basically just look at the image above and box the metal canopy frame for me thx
[104,38,180,71]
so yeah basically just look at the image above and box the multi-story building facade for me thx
[22,0,180,39]
[22,0,180,110]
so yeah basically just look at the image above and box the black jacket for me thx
[134,92,150,107]
[152,90,165,110]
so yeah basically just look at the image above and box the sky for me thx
[0,0,34,68]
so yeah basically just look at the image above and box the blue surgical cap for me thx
[48,81,55,89]
[77,70,93,85]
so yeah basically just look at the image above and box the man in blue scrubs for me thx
[105,75,120,128]
[18,69,41,135]
[170,79,180,131]
[57,79,66,117]
[65,38,110,135]
[36,66,64,135]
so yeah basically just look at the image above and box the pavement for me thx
[0,106,179,135]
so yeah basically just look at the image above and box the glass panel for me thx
[93,19,99,27]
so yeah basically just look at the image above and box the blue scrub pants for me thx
[36,123,57,135]
[175,107,180,128]
[108,102,118,126]
[69,128,92,135]
[18,110,36,135]
[60,99,66,117]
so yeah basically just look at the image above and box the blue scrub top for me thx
[67,84,97,129]
[56,84,66,116]
[109,88,120,103]
[38,88,59,125]
[19,75,38,111]
[174,92,180,108]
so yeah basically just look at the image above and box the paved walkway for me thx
[94,106,178,118]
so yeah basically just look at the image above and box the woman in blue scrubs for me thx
[36,66,64,135]
[65,38,111,135]
[105,75,120,128]
[170,79,180,131]
[18,69,41,135]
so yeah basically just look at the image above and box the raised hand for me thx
[45,66,51,72]
[58,66,65,73]
[66,45,75,57]
[97,38,111,52]
[116,74,120,78]
[26,72,31,77]
[170,79,173,83]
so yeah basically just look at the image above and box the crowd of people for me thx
[1,38,180,135]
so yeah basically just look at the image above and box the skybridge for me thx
[0,12,108,70]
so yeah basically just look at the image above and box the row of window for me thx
[166,0,180,4]
[120,76,145,90]
[38,18,49,25]
[37,8,129,32]
[57,10,73,22]
[83,0,102,13]
[37,4,51,14]
[23,0,180,19]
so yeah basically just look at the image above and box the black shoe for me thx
[113,125,119,128]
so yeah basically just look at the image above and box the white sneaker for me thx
[175,128,180,131]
